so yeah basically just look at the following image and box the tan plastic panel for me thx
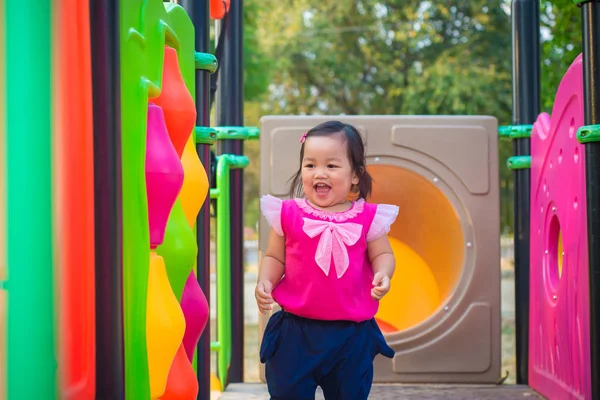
[258,115,500,384]
[391,125,490,194]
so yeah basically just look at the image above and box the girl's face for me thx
[301,133,359,209]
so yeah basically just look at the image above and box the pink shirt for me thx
[260,195,399,322]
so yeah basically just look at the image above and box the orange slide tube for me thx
[53,1,96,398]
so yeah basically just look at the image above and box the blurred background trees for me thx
[235,0,582,236]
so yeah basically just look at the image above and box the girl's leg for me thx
[317,333,374,400]
[319,319,394,400]
[261,311,319,400]
[265,356,318,400]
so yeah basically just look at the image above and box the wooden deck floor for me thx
[220,383,545,399]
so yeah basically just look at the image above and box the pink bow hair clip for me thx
[299,132,308,143]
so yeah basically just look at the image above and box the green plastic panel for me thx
[6,1,56,398]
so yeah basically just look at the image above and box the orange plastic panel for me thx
[161,344,198,399]
[210,0,230,19]
[54,1,96,398]
[146,251,185,398]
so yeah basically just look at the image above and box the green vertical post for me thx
[215,154,248,388]
[6,2,56,398]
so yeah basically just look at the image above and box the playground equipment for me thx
[1,0,251,399]
[255,1,600,397]
[258,115,502,383]
[2,0,600,399]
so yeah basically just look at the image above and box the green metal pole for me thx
[6,1,56,398]
[215,154,248,389]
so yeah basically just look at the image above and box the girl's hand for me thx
[371,272,390,301]
[255,280,274,314]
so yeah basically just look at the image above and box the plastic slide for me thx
[369,164,463,333]
[376,237,440,332]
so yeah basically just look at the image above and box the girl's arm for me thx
[258,227,286,287]
[368,234,395,277]
[255,228,286,313]
[367,234,395,300]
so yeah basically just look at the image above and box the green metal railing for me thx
[499,124,533,170]
[205,126,259,389]
[195,126,218,145]
[214,126,260,140]
[498,124,533,140]
[195,51,218,73]
[209,154,249,388]
[577,124,600,144]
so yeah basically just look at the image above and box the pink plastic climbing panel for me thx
[529,53,591,399]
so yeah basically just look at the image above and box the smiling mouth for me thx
[314,183,331,195]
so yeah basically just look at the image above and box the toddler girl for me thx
[255,120,398,399]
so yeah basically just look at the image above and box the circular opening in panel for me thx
[546,214,563,291]
[558,230,563,278]
[367,165,465,333]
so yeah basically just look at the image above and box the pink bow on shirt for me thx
[302,218,362,278]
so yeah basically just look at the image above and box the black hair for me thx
[288,120,373,200]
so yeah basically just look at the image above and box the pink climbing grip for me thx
[181,271,209,361]
[529,53,591,399]
[145,103,185,249]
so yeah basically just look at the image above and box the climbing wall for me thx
[120,2,208,398]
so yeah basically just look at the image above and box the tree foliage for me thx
[239,0,586,235]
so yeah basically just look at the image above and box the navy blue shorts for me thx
[260,310,395,400]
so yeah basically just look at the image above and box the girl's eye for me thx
[328,164,338,168]
[304,164,314,168]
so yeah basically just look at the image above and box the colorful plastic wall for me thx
[3,2,97,397]
[529,54,592,399]
[120,1,208,398]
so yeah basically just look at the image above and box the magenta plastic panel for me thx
[529,53,591,399]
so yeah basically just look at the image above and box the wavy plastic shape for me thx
[181,271,209,361]
[146,251,186,398]
[157,199,197,300]
[149,46,196,158]
[180,138,209,227]
[161,344,199,399]
[145,103,184,249]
